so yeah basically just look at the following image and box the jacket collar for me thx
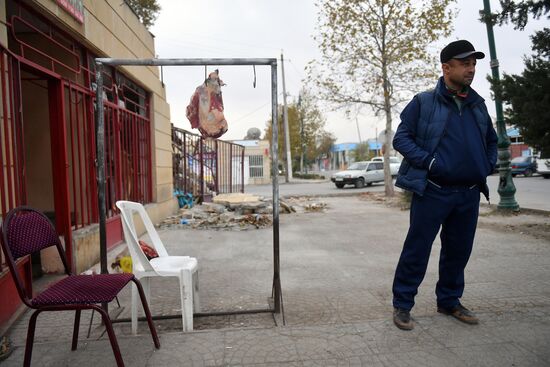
[435,77,484,106]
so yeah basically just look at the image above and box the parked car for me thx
[510,156,537,177]
[331,161,384,188]
[536,157,550,179]
[371,156,401,177]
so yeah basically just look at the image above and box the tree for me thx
[125,0,161,28]
[491,28,550,157]
[307,0,456,196]
[482,0,550,30]
[264,90,335,173]
[483,1,550,156]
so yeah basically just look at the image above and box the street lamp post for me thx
[482,0,519,210]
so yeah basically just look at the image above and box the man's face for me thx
[442,56,477,89]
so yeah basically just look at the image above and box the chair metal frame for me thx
[0,206,160,366]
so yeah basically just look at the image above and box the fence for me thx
[172,127,244,200]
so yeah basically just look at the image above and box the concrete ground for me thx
[3,195,550,366]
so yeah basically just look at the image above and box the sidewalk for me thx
[3,196,550,366]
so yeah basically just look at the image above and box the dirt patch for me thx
[359,191,412,210]
[478,206,550,241]
[359,191,550,241]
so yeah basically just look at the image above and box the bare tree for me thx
[308,0,456,196]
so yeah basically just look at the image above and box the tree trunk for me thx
[382,75,395,197]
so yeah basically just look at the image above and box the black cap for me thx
[440,40,485,64]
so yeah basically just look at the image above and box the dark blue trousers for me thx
[392,182,480,311]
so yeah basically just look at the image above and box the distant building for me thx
[231,140,271,185]
[331,142,358,170]
[507,127,533,158]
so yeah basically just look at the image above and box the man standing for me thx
[391,40,498,330]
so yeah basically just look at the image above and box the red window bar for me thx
[0,44,26,272]
[63,81,98,229]
[172,127,244,201]
[1,1,152,261]
[9,15,81,78]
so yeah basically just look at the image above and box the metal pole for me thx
[95,58,276,66]
[280,52,292,182]
[95,64,108,275]
[95,63,108,315]
[482,0,519,210]
[271,62,282,314]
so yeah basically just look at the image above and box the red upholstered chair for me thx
[0,207,160,367]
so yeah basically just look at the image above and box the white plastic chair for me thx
[116,200,200,333]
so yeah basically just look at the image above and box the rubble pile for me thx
[157,193,328,231]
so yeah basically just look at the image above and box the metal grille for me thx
[249,155,264,178]
[62,83,152,229]
[172,127,244,199]
[0,44,26,272]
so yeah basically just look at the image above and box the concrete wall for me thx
[0,1,6,46]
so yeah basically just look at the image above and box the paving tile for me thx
[372,348,468,367]
[449,342,547,367]
[290,324,373,361]
[223,328,300,365]
[147,331,225,367]
[353,319,442,355]
[419,313,508,348]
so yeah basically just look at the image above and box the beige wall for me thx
[246,140,272,185]
[0,2,6,46]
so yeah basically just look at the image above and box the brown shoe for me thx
[437,304,479,325]
[393,308,414,330]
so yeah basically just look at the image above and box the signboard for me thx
[55,0,84,24]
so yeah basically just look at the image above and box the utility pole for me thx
[280,51,292,182]
[298,93,305,173]
[482,0,519,210]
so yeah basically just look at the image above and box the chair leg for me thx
[23,310,41,367]
[132,278,160,349]
[87,310,95,338]
[131,277,150,335]
[193,270,200,312]
[95,306,124,367]
[179,270,194,332]
[72,309,81,351]
[131,282,138,335]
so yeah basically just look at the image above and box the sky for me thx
[149,1,547,144]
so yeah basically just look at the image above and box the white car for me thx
[371,156,401,177]
[331,161,384,188]
[537,157,550,179]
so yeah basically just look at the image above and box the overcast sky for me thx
[149,1,546,144]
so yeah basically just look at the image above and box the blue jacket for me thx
[393,77,498,200]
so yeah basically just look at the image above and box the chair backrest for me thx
[0,206,69,304]
[116,201,168,273]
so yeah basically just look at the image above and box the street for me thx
[245,173,550,211]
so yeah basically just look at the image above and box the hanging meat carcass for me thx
[186,70,228,139]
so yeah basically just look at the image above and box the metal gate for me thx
[172,126,244,201]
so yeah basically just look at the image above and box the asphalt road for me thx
[244,173,550,211]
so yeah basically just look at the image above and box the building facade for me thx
[231,139,271,185]
[0,0,176,331]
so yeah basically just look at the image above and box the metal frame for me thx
[94,57,283,322]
